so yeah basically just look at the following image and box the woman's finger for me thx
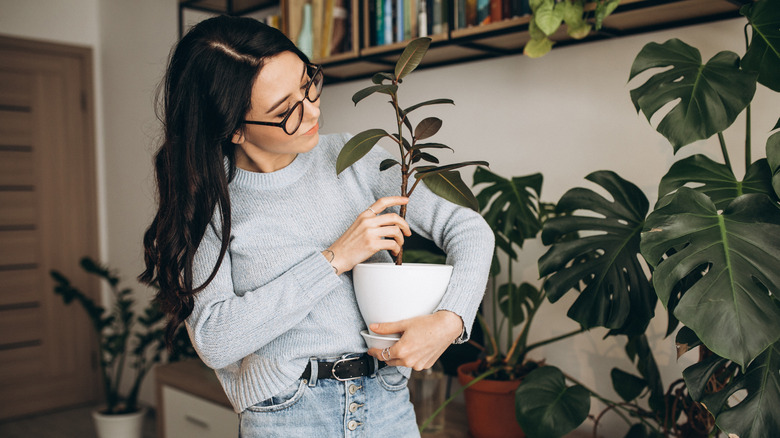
[366,213,411,236]
[369,196,409,214]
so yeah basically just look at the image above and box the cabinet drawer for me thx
[163,385,238,438]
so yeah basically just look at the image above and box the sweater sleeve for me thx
[185,221,343,369]
[354,140,495,342]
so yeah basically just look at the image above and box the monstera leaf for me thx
[515,366,590,438]
[641,188,780,367]
[497,282,544,327]
[683,342,780,438]
[658,154,776,209]
[769,131,780,199]
[538,171,655,335]
[629,39,757,151]
[741,0,780,92]
[474,168,543,252]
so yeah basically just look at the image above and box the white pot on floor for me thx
[353,263,452,347]
[92,407,146,438]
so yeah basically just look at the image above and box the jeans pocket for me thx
[245,379,307,413]
[376,367,409,392]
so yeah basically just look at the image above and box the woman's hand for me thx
[367,310,464,370]
[324,196,411,274]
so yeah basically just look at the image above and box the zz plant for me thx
[336,37,487,264]
[51,257,195,415]
[516,1,780,437]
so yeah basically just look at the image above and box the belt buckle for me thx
[331,355,362,382]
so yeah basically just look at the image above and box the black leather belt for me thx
[302,354,386,382]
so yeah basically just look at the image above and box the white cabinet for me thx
[161,385,238,438]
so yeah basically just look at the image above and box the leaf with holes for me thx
[539,171,655,335]
[515,366,590,438]
[741,0,780,92]
[641,188,780,367]
[498,282,544,327]
[629,39,757,151]
[657,154,775,209]
[683,341,780,438]
[474,167,543,249]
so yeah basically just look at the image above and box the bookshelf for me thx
[180,0,750,83]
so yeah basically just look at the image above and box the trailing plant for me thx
[516,1,780,437]
[525,0,621,58]
[336,37,488,264]
[51,257,196,415]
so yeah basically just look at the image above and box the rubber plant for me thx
[420,167,589,433]
[525,0,621,58]
[50,257,196,415]
[516,1,780,437]
[336,37,488,264]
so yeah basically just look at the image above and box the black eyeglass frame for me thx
[242,64,323,135]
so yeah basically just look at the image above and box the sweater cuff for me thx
[290,251,343,298]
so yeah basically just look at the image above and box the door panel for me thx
[0,36,99,420]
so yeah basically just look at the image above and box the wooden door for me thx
[0,35,100,419]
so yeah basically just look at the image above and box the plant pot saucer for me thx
[360,329,399,349]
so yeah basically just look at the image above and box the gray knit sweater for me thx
[186,133,494,413]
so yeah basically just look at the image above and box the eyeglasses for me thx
[242,64,323,135]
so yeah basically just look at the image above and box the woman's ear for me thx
[231,130,244,144]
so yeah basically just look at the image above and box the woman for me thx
[140,15,493,437]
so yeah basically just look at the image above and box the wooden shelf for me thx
[319,0,747,83]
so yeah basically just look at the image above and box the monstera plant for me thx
[516,1,780,437]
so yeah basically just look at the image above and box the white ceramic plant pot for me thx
[353,263,453,346]
[92,407,146,438]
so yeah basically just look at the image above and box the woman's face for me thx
[233,51,321,173]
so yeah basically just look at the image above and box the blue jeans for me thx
[239,358,420,437]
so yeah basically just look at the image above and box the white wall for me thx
[318,17,778,436]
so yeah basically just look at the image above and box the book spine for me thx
[376,0,384,45]
[396,0,404,42]
[465,0,477,27]
[432,0,442,35]
[404,0,413,40]
[476,0,489,25]
[418,0,428,37]
[383,0,393,44]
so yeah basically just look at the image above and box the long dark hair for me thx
[139,16,308,347]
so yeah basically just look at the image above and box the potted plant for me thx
[418,168,588,438]
[516,1,780,436]
[525,0,620,58]
[336,37,487,344]
[50,257,195,438]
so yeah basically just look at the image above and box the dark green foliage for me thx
[51,257,196,415]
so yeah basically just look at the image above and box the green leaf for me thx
[675,326,702,358]
[534,0,564,36]
[395,37,431,80]
[610,368,646,402]
[641,188,780,367]
[372,72,395,84]
[515,366,590,438]
[409,142,453,153]
[524,36,555,58]
[594,0,620,30]
[563,0,590,39]
[741,0,780,92]
[684,342,780,438]
[474,168,543,248]
[336,129,389,174]
[629,39,757,151]
[414,117,442,141]
[420,170,479,211]
[404,98,454,114]
[379,158,400,171]
[658,154,775,209]
[413,152,439,164]
[625,334,665,413]
[538,171,655,335]
[768,131,780,199]
[351,84,397,105]
[498,282,543,326]
[415,161,490,178]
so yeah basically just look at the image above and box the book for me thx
[477,0,490,25]
[404,0,413,40]
[376,0,384,45]
[286,0,307,44]
[432,0,442,35]
[311,0,324,59]
[322,0,335,58]
[490,0,502,24]
[329,0,350,55]
[418,0,428,37]
[465,0,477,27]
[396,0,404,43]
[383,0,393,44]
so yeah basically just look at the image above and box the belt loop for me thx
[370,356,379,377]
[308,357,318,387]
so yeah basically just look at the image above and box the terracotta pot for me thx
[457,361,525,438]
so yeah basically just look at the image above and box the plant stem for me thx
[745,104,752,170]
[419,367,498,433]
[391,89,407,265]
[507,252,513,354]
[524,327,587,353]
[718,132,732,173]
[561,372,636,427]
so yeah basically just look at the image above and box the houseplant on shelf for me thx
[525,0,620,58]
[336,37,487,344]
[516,1,780,436]
[421,167,588,438]
[50,257,195,438]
